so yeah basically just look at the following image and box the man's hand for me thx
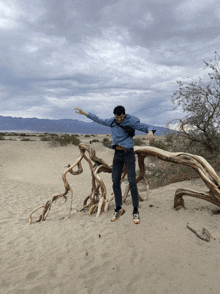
[147,131,154,143]
[74,107,88,116]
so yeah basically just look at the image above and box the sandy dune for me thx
[1,136,220,294]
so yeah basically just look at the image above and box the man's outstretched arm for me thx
[75,107,113,127]
[75,107,88,117]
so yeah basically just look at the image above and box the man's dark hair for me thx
[113,105,125,116]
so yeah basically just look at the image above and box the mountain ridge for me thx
[0,115,173,136]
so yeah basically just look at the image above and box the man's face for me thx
[114,113,125,124]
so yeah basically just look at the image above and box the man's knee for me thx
[127,175,137,187]
[112,180,121,189]
[129,182,137,190]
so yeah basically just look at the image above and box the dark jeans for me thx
[112,149,139,208]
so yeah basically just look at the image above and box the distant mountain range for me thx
[0,115,174,136]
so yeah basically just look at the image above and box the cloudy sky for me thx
[1,0,220,127]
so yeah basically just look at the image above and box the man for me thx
[75,106,155,224]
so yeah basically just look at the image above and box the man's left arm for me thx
[132,119,156,143]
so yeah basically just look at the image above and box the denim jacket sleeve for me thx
[86,112,155,148]
[126,115,156,134]
[87,112,114,127]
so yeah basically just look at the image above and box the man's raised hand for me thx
[147,130,154,143]
[74,107,88,116]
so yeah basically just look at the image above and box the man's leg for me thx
[112,150,124,210]
[124,150,139,210]
[124,150,140,223]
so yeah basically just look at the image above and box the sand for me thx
[1,135,220,294]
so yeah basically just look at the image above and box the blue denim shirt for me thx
[87,112,156,149]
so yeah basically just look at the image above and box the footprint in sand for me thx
[26,270,40,280]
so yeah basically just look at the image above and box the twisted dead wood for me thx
[29,143,112,224]
[29,153,84,224]
[133,146,220,209]
[30,144,220,224]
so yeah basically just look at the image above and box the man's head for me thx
[113,105,126,124]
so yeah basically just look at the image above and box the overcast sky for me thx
[1,0,220,127]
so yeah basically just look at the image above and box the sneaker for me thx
[111,208,125,222]
[133,213,140,224]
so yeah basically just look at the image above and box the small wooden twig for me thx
[29,206,44,225]
[186,224,215,242]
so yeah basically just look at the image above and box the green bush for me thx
[8,132,19,136]
[50,134,81,146]
[142,159,198,190]
[0,133,5,140]
[21,138,32,141]
[133,138,144,146]
[40,136,50,141]
[39,133,81,146]
[140,132,220,189]
[102,138,112,148]
[150,140,168,151]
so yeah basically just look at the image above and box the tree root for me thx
[30,144,220,223]
[134,146,220,210]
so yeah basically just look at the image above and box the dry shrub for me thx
[40,133,81,146]
[140,131,220,189]
[102,137,112,148]
[0,133,5,140]
[212,155,220,173]
[133,138,144,146]
[143,159,198,190]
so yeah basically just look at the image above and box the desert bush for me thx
[165,132,219,165]
[141,131,220,189]
[7,132,19,136]
[21,138,32,141]
[150,140,168,151]
[39,133,81,146]
[153,53,220,188]
[133,138,144,146]
[171,52,220,154]
[0,133,5,140]
[50,134,81,146]
[102,138,112,148]
[142,159,198,190]
[91,139,99,142]
[40,136,51,141]
[39,133,53,141]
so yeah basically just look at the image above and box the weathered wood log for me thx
[133,146,220,209]
[29,143,113,223]
[30,144,220,223]
[29,153,84,224]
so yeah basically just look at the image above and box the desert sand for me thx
[1,134,220,294]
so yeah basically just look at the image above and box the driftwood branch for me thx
[29,144,112,223]
[186,224,216,242]
[30,144,220,224]
[134,146,220,210]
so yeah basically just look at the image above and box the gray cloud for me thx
[1,0,220,126]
